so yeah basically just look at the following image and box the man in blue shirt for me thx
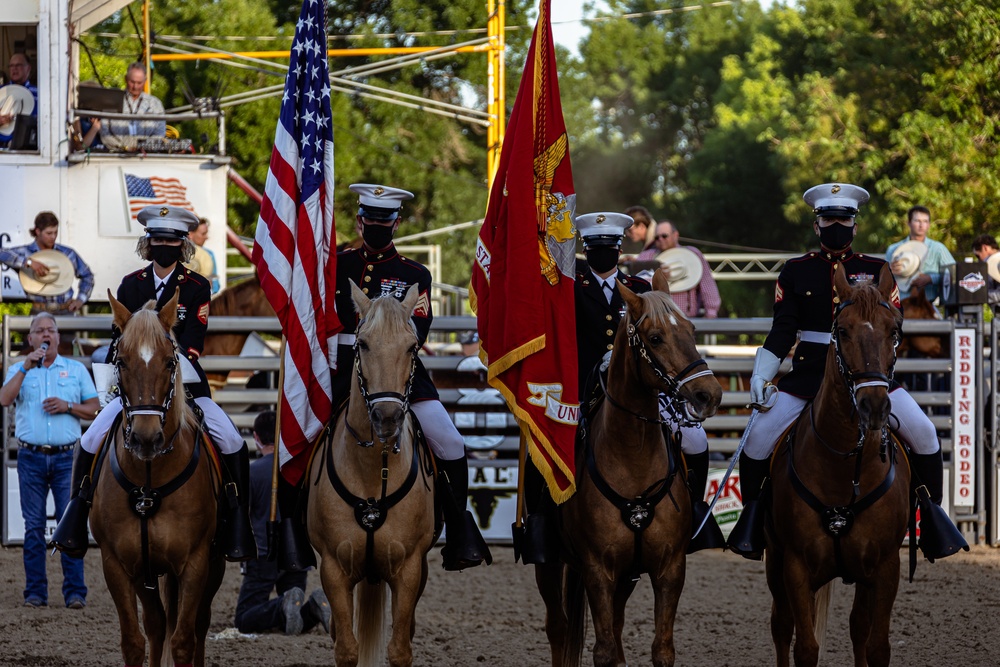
[0,313,99,608]
[886,205,956,305]
[0,53,38,145]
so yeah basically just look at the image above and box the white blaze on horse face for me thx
[863,322,874,332]
[139,343,154,366]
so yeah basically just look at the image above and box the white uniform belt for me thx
[800,331,832,345]
[338,333,357,346]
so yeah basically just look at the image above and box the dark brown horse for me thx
[307,282,436,667]
[766,263,909,667]
[202,274,276,389]
[535,272,722,667]
[89,292,226,667]
[898,285,945,358]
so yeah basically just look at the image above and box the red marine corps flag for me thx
[471,0,579,503]
[252,0,340,485]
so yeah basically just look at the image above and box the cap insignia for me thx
[159,207,169,216]
[373,187,385,196]
[596,214,606,224]
[831,185,841,194]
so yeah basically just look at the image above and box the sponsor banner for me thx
[952,328,976,506]
[705,467,745,539]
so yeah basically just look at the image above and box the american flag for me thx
[252,0,340,484]
[124,173,194,221]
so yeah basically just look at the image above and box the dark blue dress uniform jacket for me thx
[763,248,898,399]
[575,269,651,393]
[116,264,212,398]
[332,244,437,403]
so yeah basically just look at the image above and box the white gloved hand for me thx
[749,347,781,410]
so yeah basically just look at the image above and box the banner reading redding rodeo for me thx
[470,0,579,503]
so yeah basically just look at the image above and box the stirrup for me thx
[222,504,258,562]
[916,487,970,562]
[519,511,560,565]
[726,499,765,561]
[688,500,726,554]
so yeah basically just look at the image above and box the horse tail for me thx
[354,580,387,667]
[562,566,588,667]
[813,580,835,661]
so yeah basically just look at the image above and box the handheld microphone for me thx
[40,342,49,352]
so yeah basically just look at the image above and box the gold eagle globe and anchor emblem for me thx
[534,133,575,286]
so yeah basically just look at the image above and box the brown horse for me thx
[307,282,436,667]
[202,274,277,389]
[535,272,723,667]
[766,263,909,667]
[89,292,226,667]
[898,285,945,358]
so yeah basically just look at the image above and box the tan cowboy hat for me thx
[19,250,76,296]
[654,247,704,293]
[0,84,36,136]
[987,253,1000,283]
[890,240,928,277]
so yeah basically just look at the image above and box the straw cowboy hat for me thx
[890,240,928,294]
[0,84,36,136]
[654,247,704,293]
[19,250,76,296]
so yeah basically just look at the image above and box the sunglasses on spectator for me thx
[655,234,674,239]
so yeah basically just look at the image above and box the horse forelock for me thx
[358,295,418,342]
[843,280,900,322]
[634,290,687,329]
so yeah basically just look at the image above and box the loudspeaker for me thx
[942,261,988,305]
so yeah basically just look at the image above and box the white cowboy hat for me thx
[890,240,929,294]
[654,247,704,293]
[0,84,36,136]
[19,249,76,296]
[987,253,1000,283]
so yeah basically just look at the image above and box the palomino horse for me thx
[202,274,276,389]
[89,291,226,667]
[307,282,436,667]
[766,263,909,667]
[535,272,722,667]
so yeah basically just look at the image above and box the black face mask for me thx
[150,244,183,267]
[818,223,855,251]
[585,246,620,273]
[361,223,395,250]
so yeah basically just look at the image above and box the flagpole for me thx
[267,336,287,532]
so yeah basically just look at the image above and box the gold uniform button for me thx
[798,356,804,361]
[362,288,369,294]
[806,291,812,296]
[833,263,839,270]
[364,276,371,282]
[605,314,612,321]
[606,329,614,336]
[607,344,614,351]
[367,265,374,270]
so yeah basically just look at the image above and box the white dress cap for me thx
[576,212,634,246]
[803,183,870,217]
[136,205,200,239]
[349,183,415,220]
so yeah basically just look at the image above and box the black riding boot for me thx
[275,474,316,572]
[518,462,560,564]
[51,448,96,558]
[910,450,969,561]
[686,451,726,553]
[726,452,770,560]
[220,445,258,562]
[437,455,492,571]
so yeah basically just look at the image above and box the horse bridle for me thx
[604,312,714,426]
[113,333,183,455]
[346,321,419,451]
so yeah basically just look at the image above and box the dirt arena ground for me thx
[1,543,998,666]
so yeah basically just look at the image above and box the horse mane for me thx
[357,295,418,340]
[119,304,197,431]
